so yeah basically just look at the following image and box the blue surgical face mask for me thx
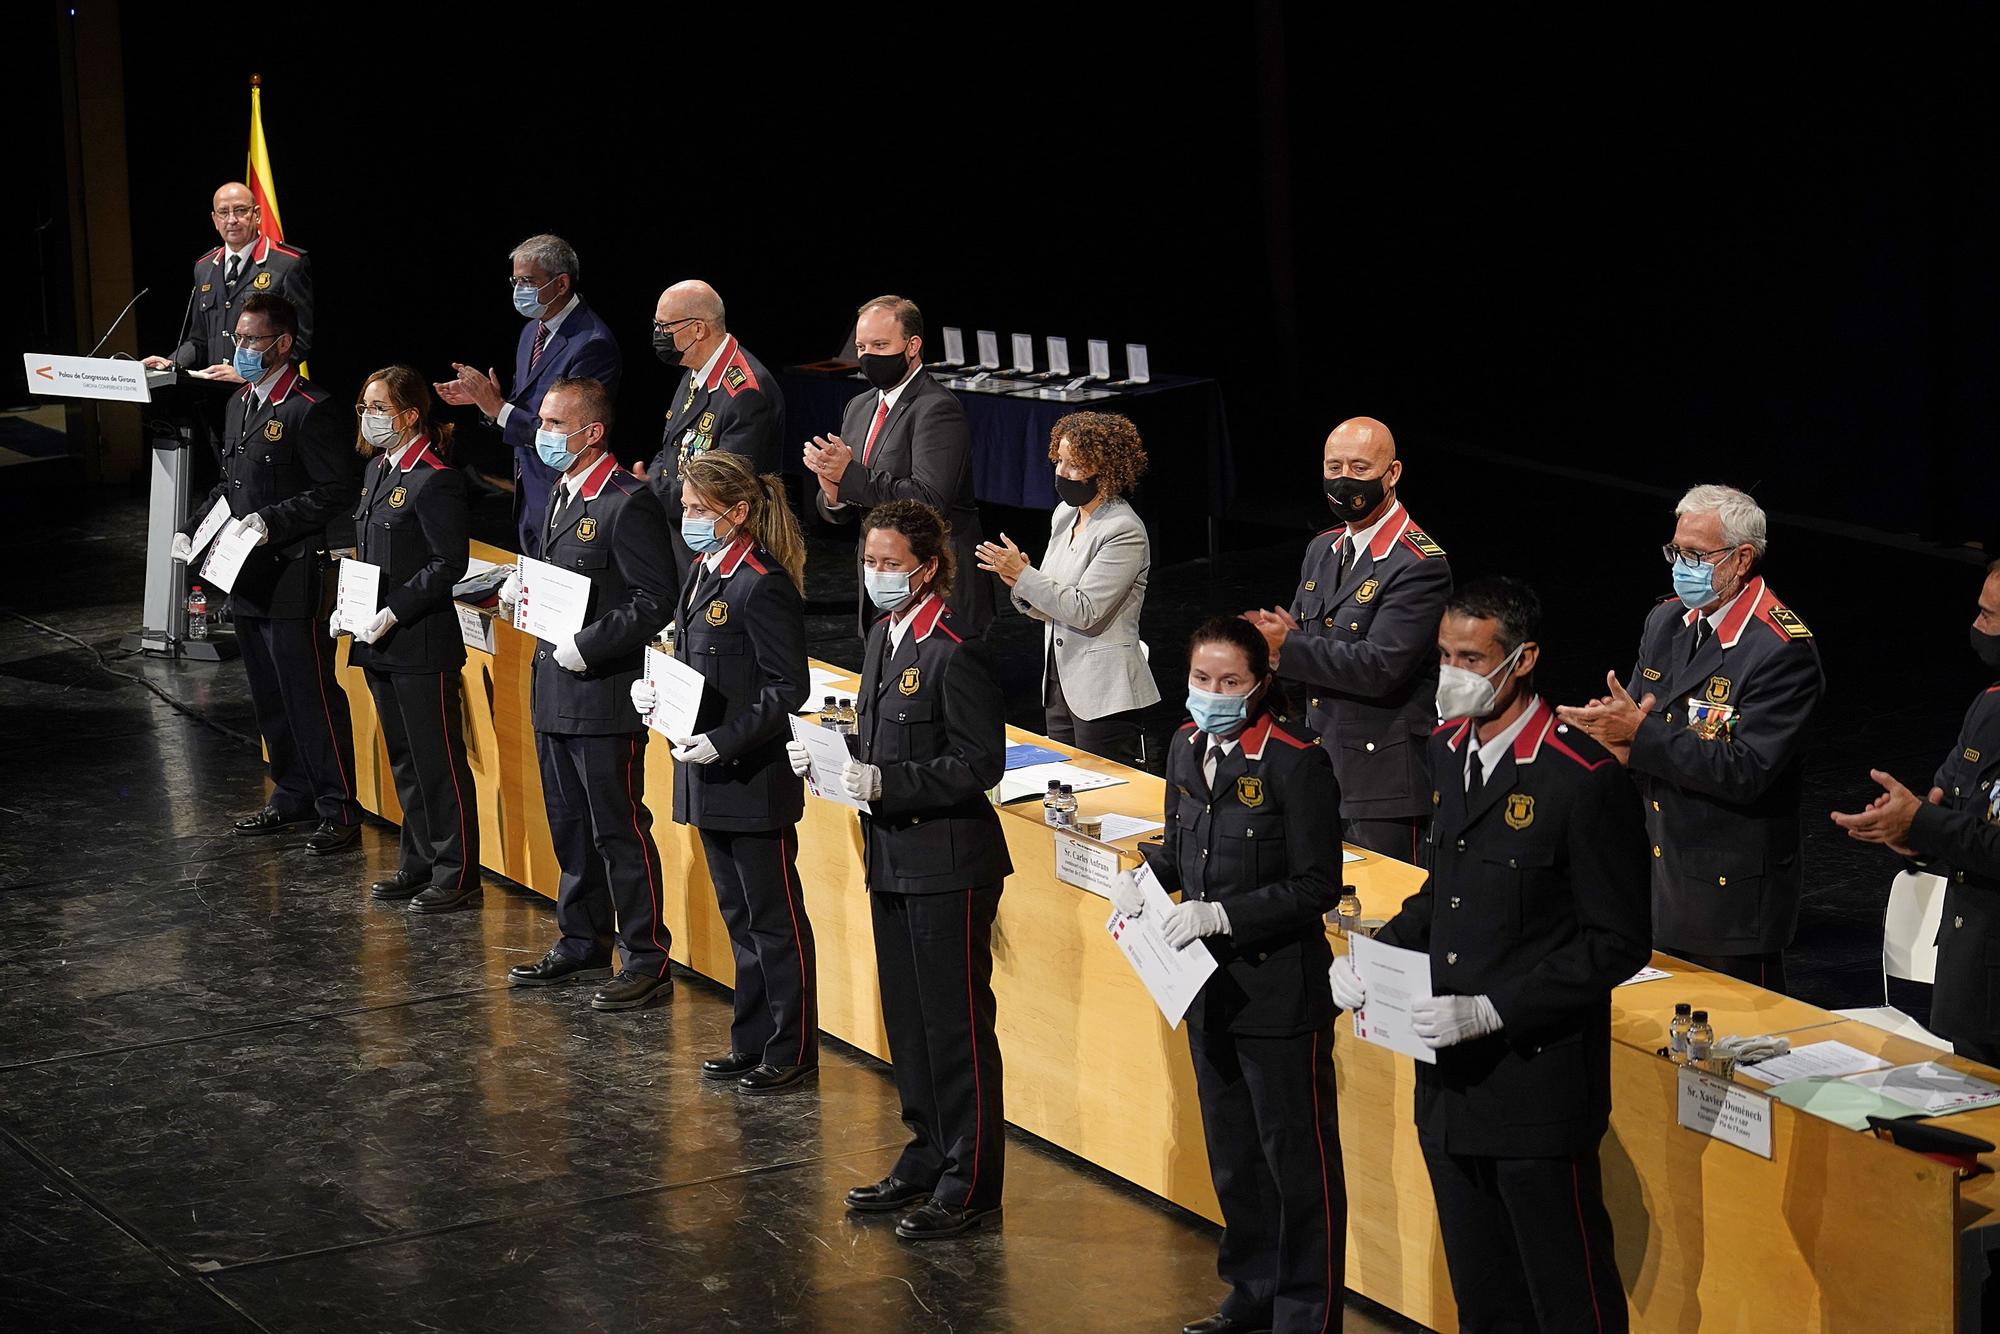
[1672,558,1717,610]
[1186,682,1256,736]
[233,344,266,382]
[682,516,729,554]
[865,567,914,612]
[513,276,557,319]
[535,425,584,472]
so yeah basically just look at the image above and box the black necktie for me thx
[1338,540,1355,585]
[225,255,243,288]
[547,487,569,540]
[1692,618,1712,660]
[1467,743,1485,797]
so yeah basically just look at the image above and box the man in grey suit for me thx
[802,295,993,635]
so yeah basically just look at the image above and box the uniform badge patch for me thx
[263,420,284,441]
[388,486,407,509]
[696,411,716,436]
[706,599,729,626]
[1768,606,1813,639]
[1355,577,1380,604]
[1503,793,1535,830]
[1405,528,1446,558]
[724,365,747,391]
[1304,580,1317,591]
[251,271,272,290]
[899,666,921,696]
[1966,748,1983,764]
[200,283,213,293]
[1641,667,1663,681]
[1432,789,1441,805]
[1236,776,1265,807]
[577,517,597,542]
[1704,675,1732,705]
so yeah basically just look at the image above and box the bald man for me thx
[636,280,784,582]
[146,182,314,382]
[1246,418,1452,865]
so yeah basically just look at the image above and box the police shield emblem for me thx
[696,411,717,436]
[388,486,407,509]
[263,420,284,441]
[1704,675,1732,705]
[899,666,921,696]
[577,517,597,542]
[1236,776,1266,807]
[706,599,729,626]
[1503,793,1535,830]
[251,271,272,290]
[1355,578,1380,604]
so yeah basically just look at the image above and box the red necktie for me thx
[862,398,890,465]
[530,322,549,370]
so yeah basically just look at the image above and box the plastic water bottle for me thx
[818,695,839,729]
[1054,784,1078,828]
[1042,780,1063,826]
[836,698,858,735]
[1686,1010,1714,1067]
[186,585,209,640]
[1668,1003,1693,1064]
[1335,889,1363,937]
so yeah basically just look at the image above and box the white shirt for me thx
[1701,582,1752,634]
[1466,693,1541,789]
[1342,501,1398,568]
[887,591,937,656]
[689,336,730,391]
[495,293,583,429]
[1200,734,1241,787]
[384,436,421,470]
[221,240,256,275]
[248,367,283,406]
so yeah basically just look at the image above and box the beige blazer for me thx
[1009,496,1162,721]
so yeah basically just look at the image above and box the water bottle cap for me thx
[1674,1003,1691,1015]
[824,695,836,705]
[1691,1010,1708,1023]
[1048,780,1061,790]
[841,698,853,706]
[1060,784,1073,794]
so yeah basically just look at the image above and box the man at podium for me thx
[143,181,315,378]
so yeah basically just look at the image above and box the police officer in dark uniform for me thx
[171,294,359,852]
[338,365,478,914]
[788,499,1010,1240]
[500,377,680,1012]
[635,280,784,584]
[1834,561,2000,1062]
[629,451,817,1092]
[1247,416,1451,865]
[1560,485,1823,994]
[1112,616,1343,1334]
[1338,577,1651,1334]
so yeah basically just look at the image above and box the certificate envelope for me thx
[643,647,706,742]
[1348,933,1438,1065]
[513,555,591,643]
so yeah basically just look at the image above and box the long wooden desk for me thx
[327,540,1986,1332]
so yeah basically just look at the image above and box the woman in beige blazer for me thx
[976,412,1161,763]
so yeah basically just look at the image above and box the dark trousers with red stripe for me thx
[535,730,669,976]
[1420,1141,1626,1334]
[235,612,359,825]
[869,883,1004,1211]
[365,667,478,893]
[1344,815,1427,866]
[1189,1021,1345,1334]
[699,825,817,1069]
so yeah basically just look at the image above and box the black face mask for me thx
[1325,474,1386,520]
[652,331,687,367]
[1054,474,1099,507]
[860,351,911,392]
[1973,625,2000,672]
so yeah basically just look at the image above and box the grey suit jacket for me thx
[813,370,993,634]
[1010,496,1161,721]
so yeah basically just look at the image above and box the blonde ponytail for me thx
[681,452,808,594]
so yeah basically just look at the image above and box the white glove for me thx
[1410,994,1503,1049]
[171,532,194,563]
[1109,870,1145,918]
[786,740,812,776]
[352,607,397,645]
[553,635,586,673]
[630,678,657,718]
[327,608,346,638]
[499,567,522,610]
[1329,955,1368,1010]
[670,734,719,765]
[840,758,883,801]
[1161,899,1230,950]
[242,512,270,546]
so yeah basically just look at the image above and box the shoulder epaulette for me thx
[1267,723,1312,750]
[267,240,304,259]
[1544,728,1617,773]
[1400,527,1446,559]
[741,548,770,576]
[1757,603,1814,642]
[607,471,643,495]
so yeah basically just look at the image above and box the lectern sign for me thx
[24,354,151,404]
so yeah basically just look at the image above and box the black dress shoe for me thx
[589,969,673,1011]
[508,949,614,987]
[1182,1316,1271,1334]
[844,1175,933,1214]
[738,1063,817,1095]
[369,869,424,900]
[304,821,361,855]
[701,1052,760,1080]
[408,880,481,914]
[894,1198,1000,1240]
[233,805,308,837]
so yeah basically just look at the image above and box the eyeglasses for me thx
[1661,543,1738,569]
[229,331,283,349]
[213,206,257,220]
[508,275,558,291]
[355,405,399,417]
[652,317,699,336]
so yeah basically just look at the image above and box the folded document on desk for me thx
[996,762,1126,805]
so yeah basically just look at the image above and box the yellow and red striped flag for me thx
[246,74,285,245]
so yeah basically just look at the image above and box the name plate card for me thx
[1053,830,1120,895]
[1676,1066,1773,1159]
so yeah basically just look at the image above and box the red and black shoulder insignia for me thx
[740,547,770,576]
[267,240,304,259]
[1266,723,1313,750]
[721,362,754,396]
[1759,604,1813,641]
[1401,527,1446,559]
[607,471,643,495]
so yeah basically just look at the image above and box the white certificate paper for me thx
[199,518,262,593]
[643,646,706,743]
[789,715,869,812]
[186,497,233,562]
[1105,864,1218,1028]
[336,558,381,629]
[1348,933,1437,1065]
[513,555,591,644]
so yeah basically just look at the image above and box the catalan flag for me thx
[246,74,285,246]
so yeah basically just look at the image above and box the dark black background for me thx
[12,6,2000,545]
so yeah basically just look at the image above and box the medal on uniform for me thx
[1685,698,1736,741]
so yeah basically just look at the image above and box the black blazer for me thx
[646,336,785,583]
[180,365,356,619]
[851,595,1012,894]
[669,536,809,833]
[1375,700,1653,1158]
[1624,576,1825,955]
[528,455,676,736]
[1145,711,1343,1038]
[348,437,469,675]
[813,372,994,635]
[1907,684,2000,1046]
[171,235,315,367]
